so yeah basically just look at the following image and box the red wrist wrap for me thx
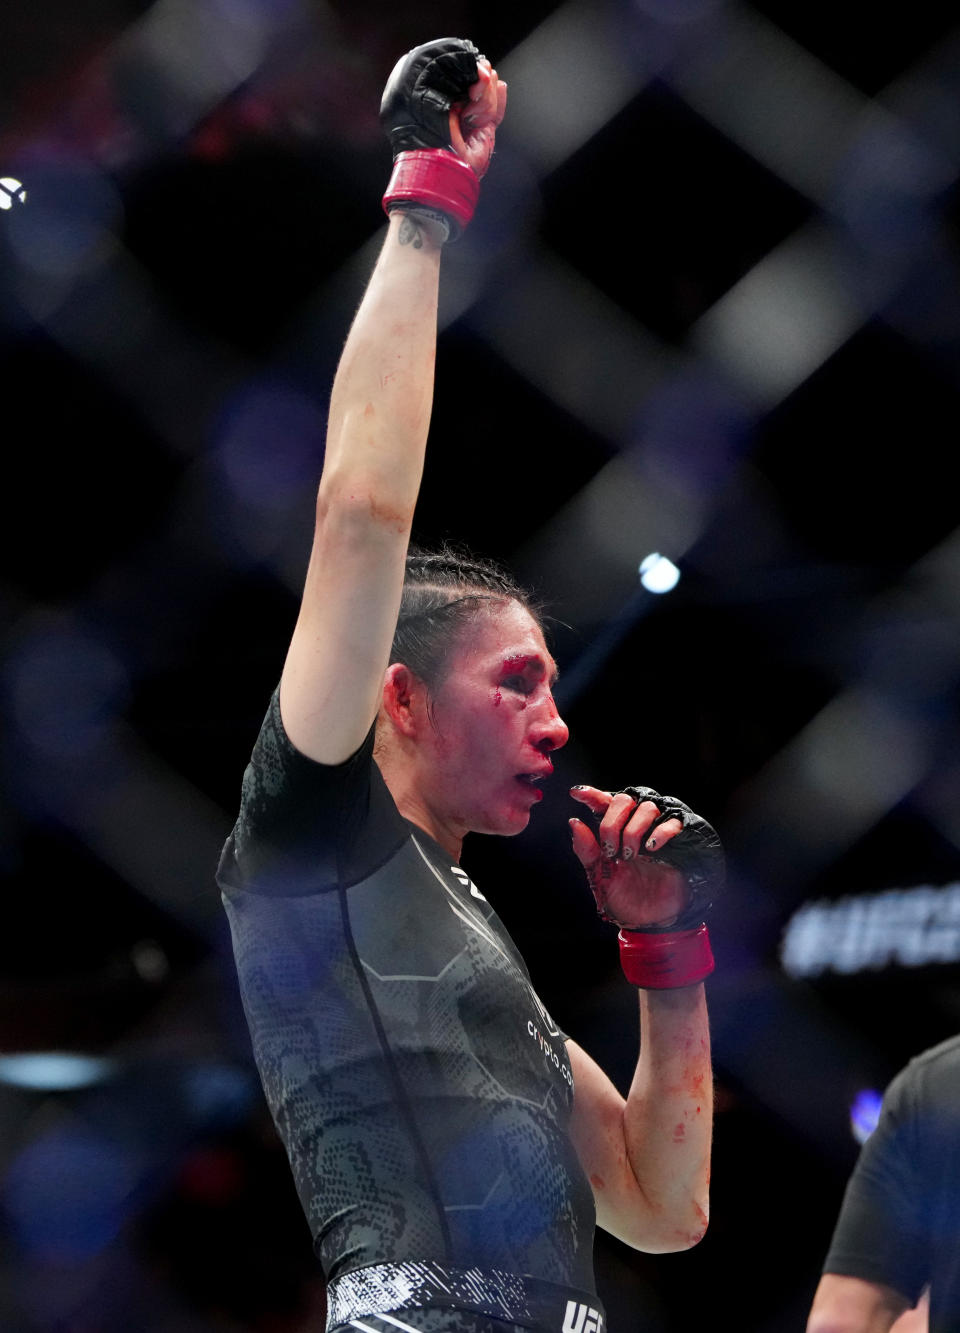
[618,924,714,989]
[382,150,480,238]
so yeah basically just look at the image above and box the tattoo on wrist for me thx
[398,214,424,249]
[395,207,451,248]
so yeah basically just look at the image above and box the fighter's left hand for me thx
[569,785,724,930]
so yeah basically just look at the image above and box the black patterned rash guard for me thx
[217,690,597,1293]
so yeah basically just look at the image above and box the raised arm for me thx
[565,786,721,1250]
[279,40,505,764]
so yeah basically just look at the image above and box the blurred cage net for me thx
[2,1,960,1330]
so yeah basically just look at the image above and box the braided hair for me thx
[391,544,540,690]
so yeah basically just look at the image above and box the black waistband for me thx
[326,1261,606,1333]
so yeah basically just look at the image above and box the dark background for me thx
[2,2,960,1330]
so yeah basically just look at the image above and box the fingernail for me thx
[646,837,657,850]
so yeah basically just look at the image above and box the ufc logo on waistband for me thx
[562,1300,603,1333]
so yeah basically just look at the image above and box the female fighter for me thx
[218,38,722,1333]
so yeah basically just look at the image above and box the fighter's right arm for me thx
[278,44,505,765]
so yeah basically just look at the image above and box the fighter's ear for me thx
[382,662,426,738]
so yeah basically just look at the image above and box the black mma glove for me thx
[616,785,725,933]
[380,37,501,239]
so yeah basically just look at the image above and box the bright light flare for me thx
[639,553,680,594]
[0,1053,115,1091]
[850,1088,883,1144]
[0,177,27,209]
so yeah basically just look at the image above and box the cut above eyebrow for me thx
[500,653,560,686]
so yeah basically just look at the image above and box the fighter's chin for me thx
[504,810,533,835]
[469,783,546,837]
[473,803,534,838]
[496,798,541,836]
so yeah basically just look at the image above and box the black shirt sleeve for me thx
[216,687,407,897]
[822,1064,928,1305]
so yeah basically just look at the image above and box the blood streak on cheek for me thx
[673,1123,686,1143]
[493,689,502,707]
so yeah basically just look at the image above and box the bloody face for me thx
[414,601,569,842]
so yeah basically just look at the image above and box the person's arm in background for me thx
[807,1276,921,1333]
[807,1063,928,1333]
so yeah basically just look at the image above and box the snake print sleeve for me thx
[217,687,406,897]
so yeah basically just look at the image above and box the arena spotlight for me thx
[0,177,27,209]
[639,552,681,594]
[0,1053,116,1091]
[850,1088,883,1144]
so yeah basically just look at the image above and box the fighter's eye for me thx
[502,674,532,694]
